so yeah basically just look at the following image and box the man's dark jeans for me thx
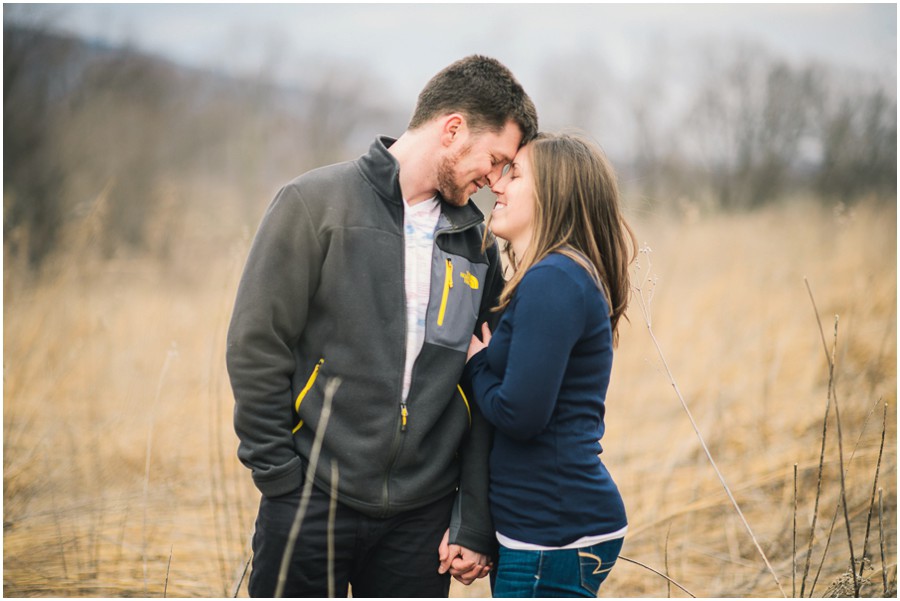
[248,482,454,597]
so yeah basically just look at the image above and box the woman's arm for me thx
[464,264,586,441]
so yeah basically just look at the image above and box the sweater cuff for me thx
[252,458,304,498]
[450,525,498,557]
[462,348,487,381]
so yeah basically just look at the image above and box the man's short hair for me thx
[408,55,538,144]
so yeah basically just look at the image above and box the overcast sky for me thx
[7,2,897,102]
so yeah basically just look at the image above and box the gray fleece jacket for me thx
[226,136,502,553]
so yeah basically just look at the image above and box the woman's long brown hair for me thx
[489,132,638,345]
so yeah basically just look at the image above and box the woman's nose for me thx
[491,174,508,195]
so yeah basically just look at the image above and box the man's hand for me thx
[438,529,492,585]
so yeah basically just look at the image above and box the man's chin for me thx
[445,195,469,207]
[439,187,470,207]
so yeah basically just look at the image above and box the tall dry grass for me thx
[3,194,896,597]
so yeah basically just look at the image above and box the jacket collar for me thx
[358,136,485,231]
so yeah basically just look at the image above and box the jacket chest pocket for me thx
[425,251,488,352]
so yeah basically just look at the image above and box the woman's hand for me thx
[438,529,493,585]
[466,322,492,362]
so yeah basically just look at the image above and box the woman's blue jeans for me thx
[492,538,624,598]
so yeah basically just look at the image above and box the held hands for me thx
[438,529,492,585]
[466,322,493,362]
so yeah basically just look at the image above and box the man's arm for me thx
[443,237,503,578]
[226,183,323,497]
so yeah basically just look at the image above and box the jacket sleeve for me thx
[448,236,503,555]
[226,183,323,498]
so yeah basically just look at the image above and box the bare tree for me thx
[816,80,897,202]
[4,23,73,267]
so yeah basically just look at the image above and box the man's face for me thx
[437,121,523,207]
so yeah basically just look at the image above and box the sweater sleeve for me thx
[226,183,323,497]
[449,236,503,555]
[465,264,586,441]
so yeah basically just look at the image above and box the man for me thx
[226,55,538,597]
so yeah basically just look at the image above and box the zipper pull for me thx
[400,403,408,432]
[445,258,454,289]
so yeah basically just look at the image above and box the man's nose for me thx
[484,166,501,188]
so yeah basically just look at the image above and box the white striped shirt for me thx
[402,197,441,401]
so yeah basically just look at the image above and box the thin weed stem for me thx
[233,553,251,598]
[275,378,341,598]
[633,248,786,597]
[164,545,173,598]
[793,463,798,598]
[804,279,859,595]
[143,344,178,595]
[809,396,881,596]
[878,488,887,595]
[665,524,672,598]
[860,403,887,580]
[49,455,69,580]
[619,554,695,598]
[328,461,339,598]
[829,326,859,596]
[800,278,833,597]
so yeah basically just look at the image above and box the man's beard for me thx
[436,144,473,207]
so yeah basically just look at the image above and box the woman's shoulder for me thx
[521,253,609,311]
[526,253,594,285]
[516,254,591,301]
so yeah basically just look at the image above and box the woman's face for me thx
[489,144,536,254]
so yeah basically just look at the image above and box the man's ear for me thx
[440,114,466,147]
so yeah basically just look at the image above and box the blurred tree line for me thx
[4,24,896,271]
[4,24,399,269]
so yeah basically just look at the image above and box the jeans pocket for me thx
[577,539,623,595]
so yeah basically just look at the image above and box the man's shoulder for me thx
[272,159,367,213]
[286,158,362,192]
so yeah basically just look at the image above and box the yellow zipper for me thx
[293,358,324,433]
[457,385,472,428]
[437,258,453,326]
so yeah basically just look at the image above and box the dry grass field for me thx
[4,195,896,597]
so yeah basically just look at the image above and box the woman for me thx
[463,132,637,597]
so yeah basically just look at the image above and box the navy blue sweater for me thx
[462,253,627,547]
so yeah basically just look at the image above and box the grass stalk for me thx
[665,524,672,598]
[804,279,859,596]
[859,403,887,580]
[809,396,881,596]
[834,358,860,597]
[328,461,339,598]
[793,463,798,598]
[275,377,341,598]
[208,349,230,596]
[143,344,178,595]
[877,488,887,595]
[633,248,786,597]
[828,320,860,596]
[164,545,173,598]
[49,462,70,580]
[799,278,834,597]
[232,554,251,598]
[619,555,695,598]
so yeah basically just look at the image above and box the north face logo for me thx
[459,272,479,289]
